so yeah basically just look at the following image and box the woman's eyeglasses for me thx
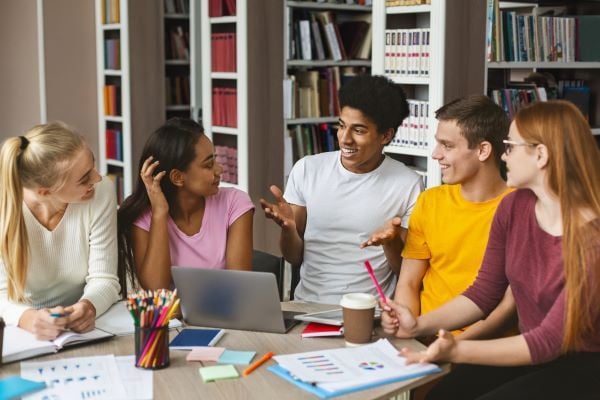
[503,139,537,155]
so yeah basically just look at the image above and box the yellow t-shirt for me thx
[401,184,513,317]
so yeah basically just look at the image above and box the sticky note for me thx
[186,347,226,362]
[217,350,256,365]
[199,365,239,382]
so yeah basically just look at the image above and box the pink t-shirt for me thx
[133,188,254,269]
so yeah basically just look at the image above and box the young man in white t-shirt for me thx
[260,75,423,304]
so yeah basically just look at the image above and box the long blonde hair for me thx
[515,100,600,351]
[0,121,85,301]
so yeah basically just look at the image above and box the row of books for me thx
[215,145,238,184]
[284,67,365,120]
[164,0,189,14]
[286,123,340,165]
[212,87,237,127]
[101,0,120,24]
[389,100,430,149]
[105,129,123,161]
[103,84,121,116]
[106,173,124,204]
[166,75,190,106]
[386,0,430,6]
[211,33,237,72]
[209,0,236,17]
[289,10,371,61]
[384,29,430,77]
[166,26,189,60]
[104,38,120,70]
[486,1,600,62]
[489,85,548,120]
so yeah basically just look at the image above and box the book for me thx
[301,322,344,338]
[1,325,114,364]
[169,328,225,349]
[269,339,441,399]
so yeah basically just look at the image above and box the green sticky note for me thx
[217,350,256,365]
[199,365,239,382]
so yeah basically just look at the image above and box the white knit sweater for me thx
[0,177,121,325]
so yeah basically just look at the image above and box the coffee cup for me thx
[340,293,376,346]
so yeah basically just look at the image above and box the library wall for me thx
[0,0,41,141]
[44,0,99,155]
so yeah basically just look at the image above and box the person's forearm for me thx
[458,290,518,340]
[394,284,420,316]
[280,226,304,266]
[138,212,172,289]
[452,335,532,366]
[383,238,404,275]
[415,295,485,337]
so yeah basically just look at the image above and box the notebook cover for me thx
[169,328,225,349]
[301,322,344,338]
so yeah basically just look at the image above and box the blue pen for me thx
[49,312,70,318]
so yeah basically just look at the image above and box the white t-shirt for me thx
[0,177,121,325]
[284,151,423,304]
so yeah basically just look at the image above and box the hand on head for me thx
[360,217,402,248]
[400,329,456,365]
[140,156,169,214]
[379,298,418,338]
[259,185,296,230]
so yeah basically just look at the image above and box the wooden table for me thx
[0,302,449,399]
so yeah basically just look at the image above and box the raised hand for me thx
[140,156,169,215]
[259,185,296,230]
[360,217,403,248]
[380,298,418,338]
[400,329,457,364]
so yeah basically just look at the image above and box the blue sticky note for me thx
[217,350,256,365]
[0,376,46,400]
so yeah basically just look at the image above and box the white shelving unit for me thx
[372,1,444,188]
[484,1,600,134]
[282,1,373,179]
[95,0,132,200]
[201,0,248,191]
[372,0,486,188]
[163,1,202,121]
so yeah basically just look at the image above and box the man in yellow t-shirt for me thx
[363,95,516,339]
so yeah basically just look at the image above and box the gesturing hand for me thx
[140,156,169,215]
[259,185,296,230]
[360,217,403,248]
[400,329,457,364]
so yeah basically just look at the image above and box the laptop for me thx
[171,267,304,333]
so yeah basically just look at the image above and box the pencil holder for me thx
[134,325,170,369]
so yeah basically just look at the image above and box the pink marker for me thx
[364,260,387,304]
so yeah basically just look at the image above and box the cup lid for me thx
[340,293,376,309]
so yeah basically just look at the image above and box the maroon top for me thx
[463,189,600,364]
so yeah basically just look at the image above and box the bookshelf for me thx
[484,0,600,136]
[282,1,374,180]
[372,0,486,188]
[95,0,163,203]
[162,0,202,121]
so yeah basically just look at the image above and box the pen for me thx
[242,351,274,376]
[49,312,70,318]
[364,260,387,304]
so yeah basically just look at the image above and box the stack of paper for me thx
[20,355,152,400]
[269,339,440,398]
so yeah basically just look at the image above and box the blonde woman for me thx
[0,122,120,340]
[381,101,600,399]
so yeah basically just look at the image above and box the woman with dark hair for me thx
[381,100,600,399]
[118,118,254,290]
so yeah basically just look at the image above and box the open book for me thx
[2,326,113,364]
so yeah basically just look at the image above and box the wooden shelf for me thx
[384,145,429,157]
[211,72,238,79]
[287,59,371,68]
[386,5,431,14]
[487,62,600,69]
[210,16,237,24]
[287,1,371,12]
[389,75,430,85]
[286,117,338,125]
